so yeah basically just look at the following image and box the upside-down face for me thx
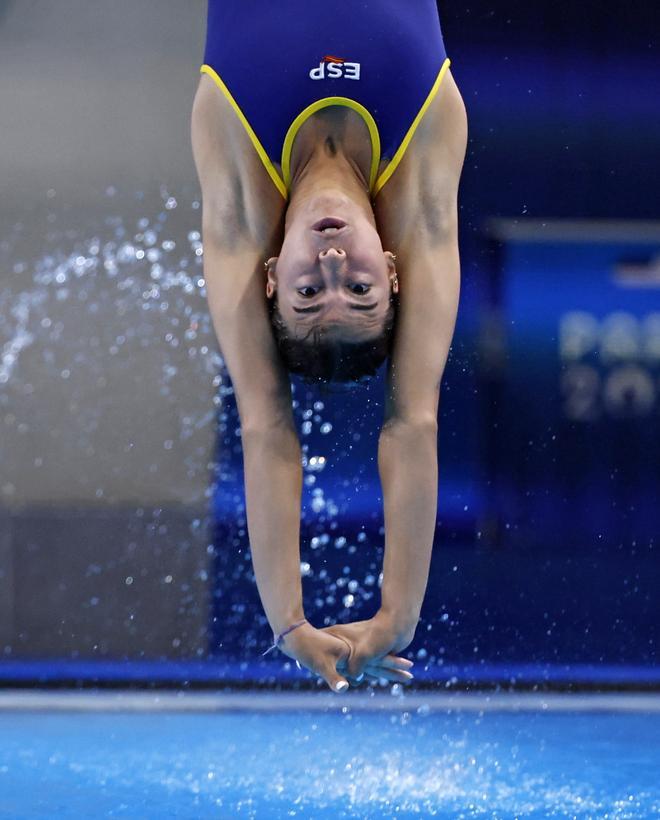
[266,191,397,341]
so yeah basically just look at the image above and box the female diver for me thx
[190,0,468,692]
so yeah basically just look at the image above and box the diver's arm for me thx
[371,69,467,640]
[242,427,306,635]
[377,232,461,637]
[191,79,304,636]
[199,232,307,635]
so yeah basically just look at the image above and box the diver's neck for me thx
[287,146,373,224]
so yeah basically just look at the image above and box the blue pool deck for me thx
[1,690,659,818]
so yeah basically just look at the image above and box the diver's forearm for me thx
[377,420,439,634]
[241,426,305,635]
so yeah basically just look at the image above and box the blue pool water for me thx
[1,697,659,818]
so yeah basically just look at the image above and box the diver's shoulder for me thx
[373,69,467,247]
[191,74,285,248]
[379,68,466,188]
[391,68,467,203]
[413,67,468,216]
[425,67,467,128]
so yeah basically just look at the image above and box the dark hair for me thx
[268,290,399,387]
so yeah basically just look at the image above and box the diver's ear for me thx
[385,251,399,294]
[264,256,278,299]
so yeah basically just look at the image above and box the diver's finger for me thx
[379,654,414,670]
[350,654,413,671]
[362,666,414,683]
[363,659,414,676]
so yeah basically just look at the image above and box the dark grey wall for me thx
[1,0,205,215]
[4,507,210,659]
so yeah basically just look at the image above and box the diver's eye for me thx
[296,283,371,298]
[297,286,319,298]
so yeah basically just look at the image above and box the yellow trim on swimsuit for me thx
[280,97,381,196]
[200,64,289,200]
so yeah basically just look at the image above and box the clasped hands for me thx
[276,608,416,693]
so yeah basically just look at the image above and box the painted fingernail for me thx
[335,681,349,692]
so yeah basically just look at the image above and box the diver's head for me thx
[265,188,399,385]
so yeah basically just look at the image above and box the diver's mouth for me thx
[311,217,347,235]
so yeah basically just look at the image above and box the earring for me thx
[263,261,269,271]
[391,253,397,262]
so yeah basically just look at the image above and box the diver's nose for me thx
[319,247,346,266]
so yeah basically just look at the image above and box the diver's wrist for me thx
[375,605,419,648]
[269,605,306,638]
